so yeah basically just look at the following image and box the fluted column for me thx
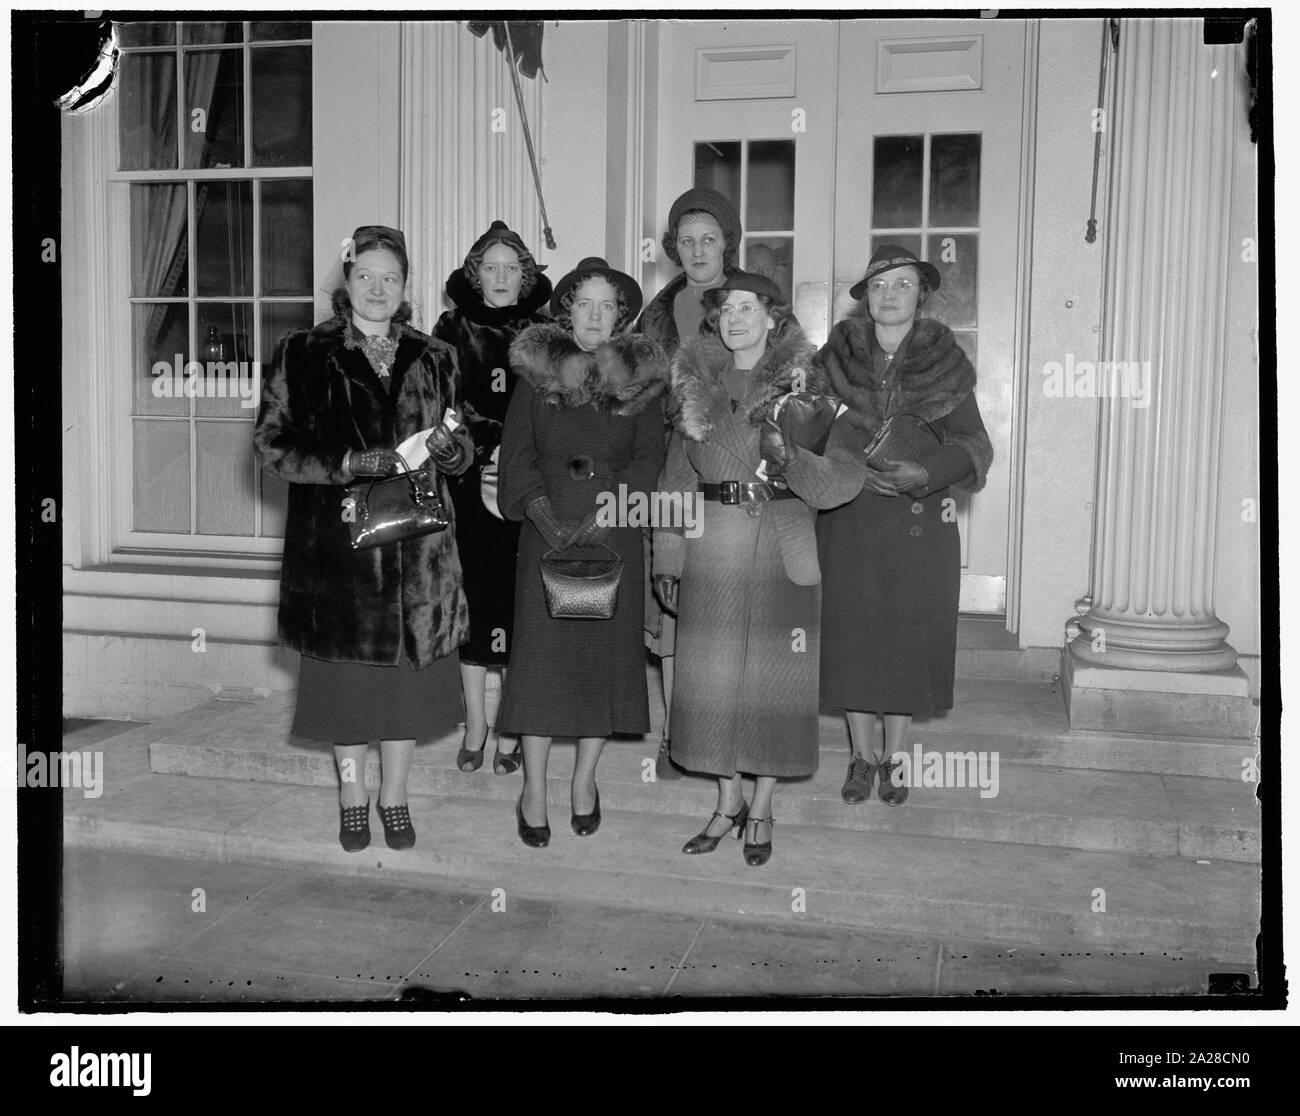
[397,21,545,331]
[1070,19,1241,674]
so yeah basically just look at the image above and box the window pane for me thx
[872,135,923,228]
[195,303,255,417]
[194,181,253,296]
[250,21,311,41]
[925,234,978,329]
[251,46,311,167]
[744,237,793,303]
[183,49,244,169]
[130,184,188,297]
[869,232,922,260]
[119,23,177,47]
[261,304,315,365]
[747,140,794,231]
[952,330,978,368]
[929,133,981,227]
[196,421,257,536]
[260,180,313,295]
[133,420,190,532]
[182,22,242,45]
[119,53,177,170]
[260,472,289,538]
[133,303,189,417]
[693,141,741,215]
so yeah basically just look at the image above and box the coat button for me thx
[910,501,924,515]
[908,524,923,537]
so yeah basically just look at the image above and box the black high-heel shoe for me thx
[339,800,371,853]
[377,801,416,850]
[743,814,775,867]
[571,787,601,837]
[457,724,488,772]
[516,794,551,848]
[492,737,523,776]
[682,800,749,855]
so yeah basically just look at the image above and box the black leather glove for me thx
[758,410,796,476]
[345,447,406,478]
[426,423,475,476]
[778,393,838,455]
[525,496,577,550]
[860,463,900,497]
[653,575,679,614]
[566,506,612,547]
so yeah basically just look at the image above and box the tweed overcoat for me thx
[495,323,669,737]
[253,317,470,668]
[653,328,865,777]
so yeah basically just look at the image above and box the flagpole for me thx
[502,22,556,251]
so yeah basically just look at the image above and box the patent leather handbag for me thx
[862,413,941,469]
[343,461,450,549]
[539,543,623,620]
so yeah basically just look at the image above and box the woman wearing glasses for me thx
[653,272,863,865]
[816,245,993,807]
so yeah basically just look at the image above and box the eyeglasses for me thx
[867,277,917,294]
[718,303,763,318]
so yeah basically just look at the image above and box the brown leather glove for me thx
[344,448,406,478]
[653,575,679,614]
[426,424,475,476]
[565,506,612,547]
[525,496,577,550]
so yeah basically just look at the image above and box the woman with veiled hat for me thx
[433,220,553,778]
[497,257,669,847]
[254,224,476,853]
[817,244,993,808]
[652,272,864,866]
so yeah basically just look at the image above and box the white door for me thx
[654,18,1026,615]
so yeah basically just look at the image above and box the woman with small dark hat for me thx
[653,272,864,865]
[636,184,743,780]
[433,220,553,777]
[497,257,669,847]
[254,224,476,853]
[816,244,993,807]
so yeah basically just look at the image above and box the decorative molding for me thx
[876,35,983,94]
[694,43,796,101]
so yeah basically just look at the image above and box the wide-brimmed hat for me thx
[848,244,941,300]
[667,185,741,245]
[701,270,785,310]
[550,256,643,319]
[465,219,547,270]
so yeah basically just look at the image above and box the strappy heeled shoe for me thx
[339,799,371,853]
[456,724,488,772]
[570,787,601,837]
[492,737,523,776]
[377,801,416,850]
[516,794,551,848]
[876,757,910,806]
[743,813,775,867]
[682,800,749,855]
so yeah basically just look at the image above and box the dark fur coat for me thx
[818,314,993,493]
[508,323,670,418]
[253,317,470,667]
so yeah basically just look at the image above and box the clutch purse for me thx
[343,461,450,550]
[539,543,623,620]
[862,413,941,469]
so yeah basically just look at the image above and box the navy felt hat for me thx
[550,256,643,320]
[848,243,941,300]
[701,270,786,310]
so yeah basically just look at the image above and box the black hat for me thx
[667,186,741,245]
[550,256,643,320]
[349,225,409,276]
[466,219,547,270]
[701,270,785,311]
[848,244,941,300]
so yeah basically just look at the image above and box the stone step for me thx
[148,703,1260,863]
[63,773,1258,963]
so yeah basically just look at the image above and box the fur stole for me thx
[443,268,553,326]
[670,327,829,442]
[509,322,669,416]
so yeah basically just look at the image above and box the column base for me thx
[1061,646,1257,739]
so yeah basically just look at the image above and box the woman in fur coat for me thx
[497,257,669,848]
[254,225,475,854]
[432,221,553,777]
[652,272,865,866]
[816,245,994,808]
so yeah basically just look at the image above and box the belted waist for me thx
[700,481,798,505]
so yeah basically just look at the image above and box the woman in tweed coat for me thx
[652,273,864,865]
[497,258,668,847]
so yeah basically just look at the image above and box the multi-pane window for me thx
[117,21,314,546]
[871,132,981,365]
[693,139,796,302]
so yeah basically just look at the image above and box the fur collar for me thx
[509,322,669,415]
[636,266,741,352]
[670,327,829,442]
[443,268,553,325]
[304,315,432,372]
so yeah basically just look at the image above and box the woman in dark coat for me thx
[432,220,553,777]
[653,273,864,865]
[816,244,993,807]
[497,257,669,847]
[634,185,742,780]
[254,224,475,853]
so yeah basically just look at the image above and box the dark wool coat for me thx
[432,269,552,666]
[253,317,470,668]
[494,323,669,737]
[815,314,994,716]
[653,329,865,777]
